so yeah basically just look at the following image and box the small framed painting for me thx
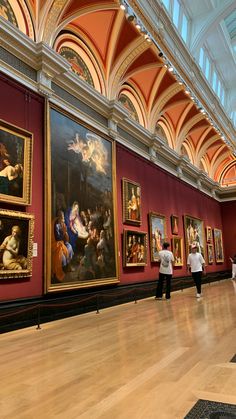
[207,243,214,264]
[171,215,179,235]
[123,230,147,267]
[206,226,212,243]
[213,228,224,263]
[0,209,34,278]
[0,119,33,205]
[171,236,183,266]
[122,178,141,225]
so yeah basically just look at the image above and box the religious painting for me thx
[0,209,34,279]
[122,178,141,225]
[207,243,214,265]
[59,47,94,87]
[45,105,118,292]
[183,215,206,260]
[213,228,224,263]
[206,226,212,243]
[0,119,33,205]
[118,94,139,122]
[171,237,183,267]
[171,215,179,235]
[149,212,167,262]
[123,230,147,267]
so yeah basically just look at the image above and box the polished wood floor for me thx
[0,279,236,419]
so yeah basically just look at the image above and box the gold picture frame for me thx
[123,230,147,267]
[0,209,34,278]
[213,228,224,263]
[45,104,119,292]
[171,214,179,235]
[183,214,206,260]
[149,212,167,262]
[207,243,214,264]
[122,178,141,225]
[206,226,212,243]
[0,119,33,205]
[171,236,183,266]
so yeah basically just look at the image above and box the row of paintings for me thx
[0,108,224,290]
[0,120,34,279]
[123,213,224,267]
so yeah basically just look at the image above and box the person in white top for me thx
[187,243,205,298]
[155,242,174,300]
[229,254,236,279]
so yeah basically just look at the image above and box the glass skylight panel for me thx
[173,0,180,27]
[181,13,188,42]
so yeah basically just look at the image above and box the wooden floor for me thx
[0,279,236,419]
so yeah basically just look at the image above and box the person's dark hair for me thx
[163,242,170,249]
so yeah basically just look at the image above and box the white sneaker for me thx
[196,293,201,298]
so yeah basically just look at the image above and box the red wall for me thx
[0,73,234,302]
[0,73,44,301]
[221,201,236,269]
[116,145,228,284]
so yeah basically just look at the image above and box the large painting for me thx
[149,212,167,262]
[45,105,118,292]
[123,230,147,267]
[122,178,141,225]
[183,215,206,260]
[0,119,33,205]
[213,228,224,263]
[0,209,34,278]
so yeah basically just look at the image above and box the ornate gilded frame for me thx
[171,236,183,267]
[213,228,224,263]
[183,214,206,261]
[0,209,34,278]
[122,178,141,225]
[0,119,33,205]
[149,212,167,262]
[123,229,147,267]
[45,103,119,292]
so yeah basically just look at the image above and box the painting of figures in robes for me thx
[45,106,118,292]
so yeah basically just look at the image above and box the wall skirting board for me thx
[0,271,230,334]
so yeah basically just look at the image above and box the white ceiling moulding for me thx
[129,0,236,152]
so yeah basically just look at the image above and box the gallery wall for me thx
[221,201,236,268]
[0,73,44,301]
[116,145,227,284]
[0,72,231,303]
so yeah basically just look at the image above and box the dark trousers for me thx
[192,271,202,294]
[156,273,172,299]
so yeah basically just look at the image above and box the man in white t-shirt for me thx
[155,242,174,300]
[187,244,205,298]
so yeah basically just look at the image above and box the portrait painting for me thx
[123,230,147,267]
[171,236,183,266]
[0,209,34,279]
[149,212,167,262]
[207,243,214,265]
[122,178,141,225]
[171,215,179,235]
[206,226,212,243]
[213,228,224,263]
[45,105,118,292]
[0,119,33,205]
[183,215,206,260]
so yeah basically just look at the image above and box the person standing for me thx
[229,254,236,279]
[187,244,205,298]
[155,242,174,300]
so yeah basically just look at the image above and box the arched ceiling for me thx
[1,0,236,187]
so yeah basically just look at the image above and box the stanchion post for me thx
[36,305,41,330]
[134,292,137,304]
[96,295,100,314]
